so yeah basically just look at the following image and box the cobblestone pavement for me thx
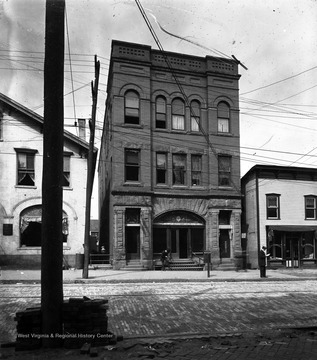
[1,281,317,345]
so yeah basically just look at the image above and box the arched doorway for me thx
[153,210,205,259]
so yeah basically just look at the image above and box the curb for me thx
[0,277,316,284]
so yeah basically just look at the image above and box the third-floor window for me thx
[125,90,140,125]
[172,98,185,130]
[155,96,167,129]
[190,100,200,132]
[217,101,230,133]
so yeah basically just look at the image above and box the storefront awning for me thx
[268,225,317,232]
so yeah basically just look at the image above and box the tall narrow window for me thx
[63,155,71,187]
[156,153,167,184]
[305,196,316,219]
[173,154,186,185]
[190,100,200,132]
[125,90,140,124]
[217,102,230,133]
[0,113,3,140]
[266,194,280,219]
[156,96,166,129]
[191,155,202,186]
[16,150,36,186]
[172,98,185,130]
[218,155,231,187]
[125,149,140,182]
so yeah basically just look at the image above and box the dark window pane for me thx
[126,167,139,181]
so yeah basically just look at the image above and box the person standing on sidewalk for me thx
[161,249,171,270]
[259,246,270,278]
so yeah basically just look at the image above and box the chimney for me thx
[78,118,86,141]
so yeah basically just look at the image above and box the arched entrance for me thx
[153,210,205,259]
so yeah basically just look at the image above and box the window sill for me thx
[171,129,186,134]
[63,187,73,191]
[172,185,188,189]
[121,123,143,129]
[18,247,41,250]
[188,131,202,135]
[217,132,233,137]
[15,185,37,189]
[123,182,143,187]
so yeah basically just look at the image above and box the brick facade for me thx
[99,41,242,269]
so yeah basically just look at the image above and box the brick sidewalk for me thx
[0,267,316,283]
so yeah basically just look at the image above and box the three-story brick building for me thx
[99,40,242,270]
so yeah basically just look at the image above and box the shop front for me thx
[267,226,317,268]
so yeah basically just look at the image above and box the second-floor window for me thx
[267,194,280,219]
[172,98,185,130]
[156,153,167,184]
[191,155,202,186]
[156,96,166,129]
[173,154,186,185]
[125,90,139,124]
[125,149,140,182]
[305,196,317,219]
[218,155,231,186]
[16,150,36,186]
[217,101,230,133]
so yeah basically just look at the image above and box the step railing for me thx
[191,251,204,265]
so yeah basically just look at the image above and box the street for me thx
[1,280,317,344]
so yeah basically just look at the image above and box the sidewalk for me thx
[0,266,316,283]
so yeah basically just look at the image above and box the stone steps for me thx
[155,259,204,271]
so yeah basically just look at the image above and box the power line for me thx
[135,0,241,193]
[241,65,317,96]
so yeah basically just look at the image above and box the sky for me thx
[1,0,317,217]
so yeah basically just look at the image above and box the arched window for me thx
[155,96,166,129]
[190,100,200,132]
[172,98,185,130]
[217,101,230,133]
[20,206,68,246]
[125,90,140,124]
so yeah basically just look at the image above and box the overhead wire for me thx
[134,0,244,193]
[65,6,78,135]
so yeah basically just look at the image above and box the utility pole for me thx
[41,0,65,347]
[83,55,100,279]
